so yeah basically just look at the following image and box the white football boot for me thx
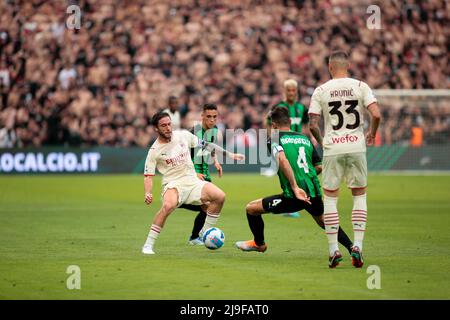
[142,245,155,255]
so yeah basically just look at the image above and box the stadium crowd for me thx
[0,0,448,148]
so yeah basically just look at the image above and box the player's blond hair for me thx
[283,79,298,88]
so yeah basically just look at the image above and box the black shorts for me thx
[262,194,323,217]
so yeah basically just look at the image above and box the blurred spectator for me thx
[0,60,10,88]
[58,62,77,90]
[0,108,18,147]
[163,96,181,130]
[0,0,448,148]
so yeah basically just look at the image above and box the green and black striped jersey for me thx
[190,124,218,182]
[269,131,322,198]
[274,101,309,133]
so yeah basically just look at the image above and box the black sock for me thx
[338,227,353,254]
[319,225,353,254]
[246,213,265,246]
[191,210,207,239]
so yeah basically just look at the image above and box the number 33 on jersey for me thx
[308,78,377,156]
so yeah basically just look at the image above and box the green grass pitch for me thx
[0,173,449,299]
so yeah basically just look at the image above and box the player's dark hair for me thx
[329,50,349,62]
[152,111,171,126]
[268,106,290,126]
[203,103,217,111]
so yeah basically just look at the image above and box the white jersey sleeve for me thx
[180,130,204,148]
[361,81,377,107]
[144,147,157,176]
[308,87,324,116]
[271,144,284,158]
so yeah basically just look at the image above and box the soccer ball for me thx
[202,227,225,250]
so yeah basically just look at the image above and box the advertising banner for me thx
[1,145,449,174]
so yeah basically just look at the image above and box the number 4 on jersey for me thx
[297,147,309,173]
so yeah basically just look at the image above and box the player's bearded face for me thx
[156,117,172,140]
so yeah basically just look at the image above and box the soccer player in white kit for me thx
[308,51,381,268]
[142,111,244,254]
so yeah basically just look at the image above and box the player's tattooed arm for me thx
[203,141,245,161]
[277,151,311,204]
[309,114,323,147]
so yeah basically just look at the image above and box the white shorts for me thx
[162,177,209,207]
[322,152,367,191]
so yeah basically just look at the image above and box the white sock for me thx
[144,224,161,249]
[352,194,367,251]
[200,211,220,235]
[324,195,339,256]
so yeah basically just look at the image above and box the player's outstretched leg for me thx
[235,199,267,253]
[142,188,178,255]
[179,203,207,245]
[199,183,225,237]
[351,189,367,268]
[189,207,207,245]
[282,211,300,218]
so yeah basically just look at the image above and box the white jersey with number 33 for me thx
[309,77,377,156]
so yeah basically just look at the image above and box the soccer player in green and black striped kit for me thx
[273,79,309,218]
[235,107,353,266]
[275,79,309,134]
[180,104,223,245]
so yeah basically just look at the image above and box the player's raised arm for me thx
[184,129,244,161]
[276,150,311,204]
[203,141,245,161]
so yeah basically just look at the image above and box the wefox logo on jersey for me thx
[331,134,359,144]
